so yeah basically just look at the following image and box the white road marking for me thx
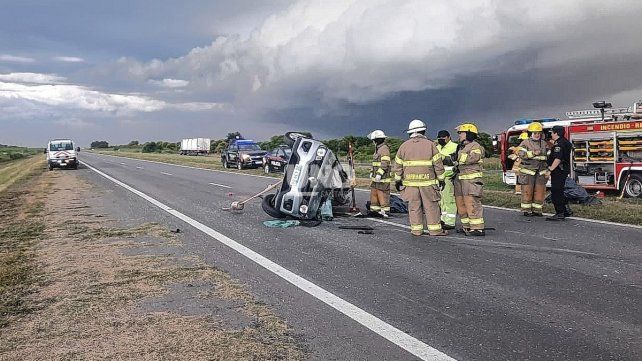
[209,182,232,189]
[80,160,456,361]
[160,171,173,176]
[119,162,126,165]
[87,152,642,229]
[136,166,144,169]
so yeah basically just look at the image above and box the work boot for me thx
[546,214,566,221]
[440,221,455,230]
[429,230,449,237]
[467,229,485,237]
[379,210,389,219]
[411,231,423,236]
[523,212,532,217]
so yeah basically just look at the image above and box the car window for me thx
[50,142,73,151]
[283,149,292,157]
[238,143,261,151]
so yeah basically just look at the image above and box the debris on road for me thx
[263,220,300,228]
[222,181,282,212]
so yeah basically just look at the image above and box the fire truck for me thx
[496,101,642,198]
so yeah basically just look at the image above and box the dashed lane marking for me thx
[80,160,457,361]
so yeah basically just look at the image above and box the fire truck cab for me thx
[497,101,642,198]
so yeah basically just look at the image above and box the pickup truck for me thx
[221,139,267,169]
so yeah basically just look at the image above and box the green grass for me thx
[0,146,40,163]
[92,150,642,225]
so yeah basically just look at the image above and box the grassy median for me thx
[91,149,642,225]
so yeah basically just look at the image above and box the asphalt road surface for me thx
[78,152,641,361]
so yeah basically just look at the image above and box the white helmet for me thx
[406,119,426,134]
[368,130,387,140]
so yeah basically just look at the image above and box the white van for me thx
[46,139,79,170]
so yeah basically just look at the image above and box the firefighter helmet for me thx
[527,122,543,132]
[406,119,426,134]
[368,130,387,140]
[455,123,478,134]
[519,132,528,140]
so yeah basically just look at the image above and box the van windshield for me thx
[50,142,73,151]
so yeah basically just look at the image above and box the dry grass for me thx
[1,168,306,360]
[0,156,46,194]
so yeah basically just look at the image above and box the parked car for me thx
[221,139,267,169]
[261,133,351,220]
[45,139,80,170]
[262,145,292,173]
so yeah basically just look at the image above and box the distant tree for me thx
[477,132,495,157]
[127,140,139,146]
[210,139,227,153]
[90,140,109,148]
[141,141,157,153]
[226,132,243,141]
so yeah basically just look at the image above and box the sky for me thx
[1,0,642,147]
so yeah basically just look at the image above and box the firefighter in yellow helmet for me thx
[517,122,549,216]
[368,130,391,218]
[453,123,485,236]
[393,119,447,236]
[508,132,529,195]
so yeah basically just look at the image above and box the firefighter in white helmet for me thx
[368,130,391,217]
[453,123,485,236]
[393,119,447,236]
[517,122,549,216]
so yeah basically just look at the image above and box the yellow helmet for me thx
[527,122,543,132]
[519,132,528,140]
[455,123,478,134]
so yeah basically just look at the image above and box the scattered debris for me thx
[263,220,300,228]
[223,181,282,212]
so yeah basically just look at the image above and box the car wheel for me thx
[73,163,78,170]
[623,173,642,198]
[264,164,271,174]
[261,194,286,218]
[48,165,54,171]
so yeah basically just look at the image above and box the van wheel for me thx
[261,194,286,218]
[623,174,642,198]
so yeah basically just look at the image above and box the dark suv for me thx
[222,140,267,169]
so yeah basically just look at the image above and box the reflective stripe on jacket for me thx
[393,135,445,186]
[371,143,391,182]
[437,140,458,177]
[456,140,484,180]
[517,138,548,175]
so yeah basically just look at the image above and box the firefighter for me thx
[517,122,549,216]
[368,130,391,218]
[436,130,458,230]
[508,132,529,195]
[394,119,447,236]
[546,125,573,221]
[453,123,485,236]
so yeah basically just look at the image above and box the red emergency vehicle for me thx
[497,101,642,198]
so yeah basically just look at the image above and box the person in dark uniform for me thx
[546,125,573,221]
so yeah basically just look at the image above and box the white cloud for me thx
[0,54,35,63]
[148,78,189,88]
[114,0,642,109]
[53,56,85,63]
[0,72,67,84]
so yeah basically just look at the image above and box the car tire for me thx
[48,165,54,171]
[261,194,286,218]
[264,164,271,174]
[73,163,78,170]
[623,173,642,198]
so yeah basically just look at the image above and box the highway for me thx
[79,152,641,361]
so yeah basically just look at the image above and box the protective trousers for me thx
[402,186,442,235]
[453,179,484,230]
[519,174,547,214]
[439,178,456,227]
[369,186,390,212]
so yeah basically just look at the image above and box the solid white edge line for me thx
[79,160,456,361]
[87,152,642,230]
[160,171,173,176]
[209,182,232,189]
